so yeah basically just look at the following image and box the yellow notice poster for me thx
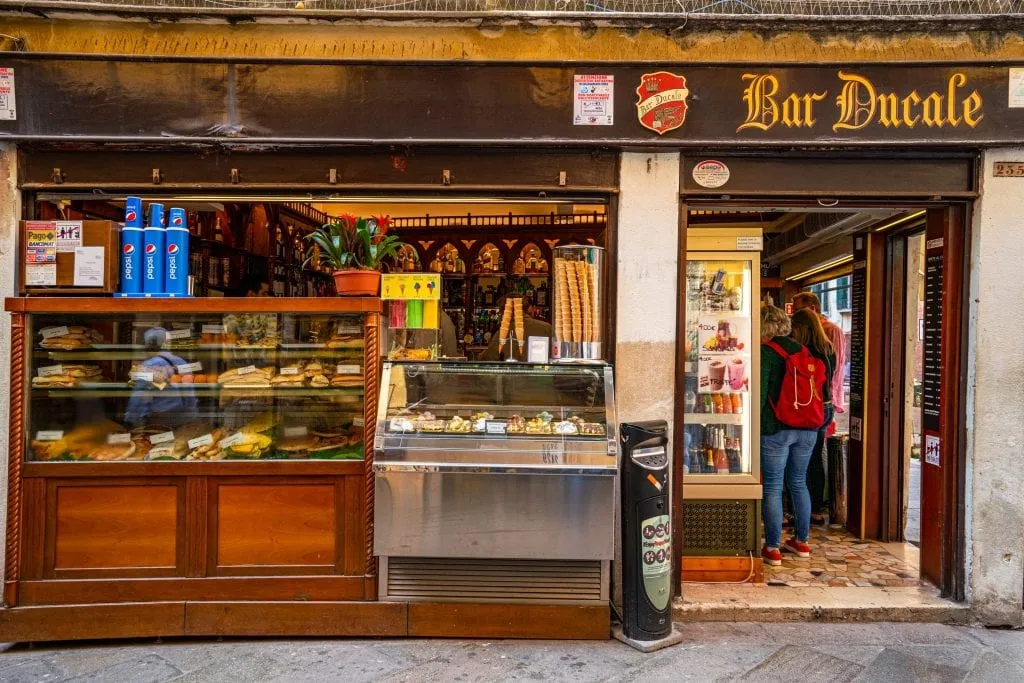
[380,273,441,300]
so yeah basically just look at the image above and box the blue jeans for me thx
[761,429,818,549]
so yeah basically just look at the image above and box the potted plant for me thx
[304,214,406,296]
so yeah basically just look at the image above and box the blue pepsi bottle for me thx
[143,203,165,295]
[119,196,144,294]
[165,208,190,296]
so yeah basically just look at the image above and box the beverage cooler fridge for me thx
[681,228,763,566]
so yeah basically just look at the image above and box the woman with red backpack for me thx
[760,303,829,566]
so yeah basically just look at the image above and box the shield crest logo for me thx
[636,71,689,135]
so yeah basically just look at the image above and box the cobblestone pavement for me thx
[1,622,1021,682]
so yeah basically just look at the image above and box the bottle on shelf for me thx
[714,429,730,474]
[535,281,549,307]
[728,435,743,474]
[704,427,715,472]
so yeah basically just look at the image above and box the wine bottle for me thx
[715,429,730,474]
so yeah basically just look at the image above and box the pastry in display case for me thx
[375,361,616,456]
[26,312,368,461]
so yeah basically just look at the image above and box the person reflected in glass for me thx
[124,327,198,429]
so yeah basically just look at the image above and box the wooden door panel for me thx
[213,482,337,574]
[52,484,179,573]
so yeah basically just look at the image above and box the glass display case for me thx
[683,254,760,484]
[26,311,367,461]
[374,361,618,573]
[375,361,617,466]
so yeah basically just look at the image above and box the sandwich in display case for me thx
[373,361,617,603]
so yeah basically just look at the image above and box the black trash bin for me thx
[620,420,672,641]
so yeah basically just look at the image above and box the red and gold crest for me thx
[635,71,690,135]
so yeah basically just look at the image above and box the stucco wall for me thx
[967,148,1024,627]
[0,144,18,578]
[614,152,680,433]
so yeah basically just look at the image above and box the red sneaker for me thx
[783,538,812,558]
[761,546,782,566]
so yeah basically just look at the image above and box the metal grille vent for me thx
[683,500,757,556]
[386,557,603,602]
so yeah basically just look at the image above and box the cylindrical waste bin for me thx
[620,420,672,641]
[827,435,848,527]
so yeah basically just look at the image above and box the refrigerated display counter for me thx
[373,361,617,604]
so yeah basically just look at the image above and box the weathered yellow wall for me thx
[4,16,1024,63]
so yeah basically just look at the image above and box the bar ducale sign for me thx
[737,71,984,134]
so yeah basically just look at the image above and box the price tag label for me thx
[352,417,365,428]
[335,364,361,375]
[177,362,202,374]
[336,325,362,335]
[35,430,64,441]
[202,324,226,335]
[148,447,174,459]
[283,426,309,438]
[280,367,299,376]
[40,325,70,339]
[188,434,215,449]
[149,431,175,445]
[107,433,132,445]
[133,320,161,328]
[485,420,507,435]
[166,328,192,340]
[219,432,247,448]
[131,371,155,383]
[237,365,257,376]
[38,364,64,377]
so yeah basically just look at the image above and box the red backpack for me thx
[765,340,826,430]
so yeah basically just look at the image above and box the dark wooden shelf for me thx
[6,297,382,315]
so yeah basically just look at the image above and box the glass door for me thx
[682,253,760,485]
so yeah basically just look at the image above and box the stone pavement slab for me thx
[0,622,1020,682]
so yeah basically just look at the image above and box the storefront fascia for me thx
[0,56,1023,632]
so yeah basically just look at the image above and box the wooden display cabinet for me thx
[0,297,396,639]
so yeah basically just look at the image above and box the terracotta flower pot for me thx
[332,269,381,296]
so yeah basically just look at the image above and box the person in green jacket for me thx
[760,303,819,566]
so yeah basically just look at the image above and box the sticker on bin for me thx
[38,365,64,377]
[202,324,226,334]
[107,433,132,445]
[280,367,299,376]
[148,447,174,459]
[130,371,155,382]
[40,326,70,339]
[166,329,192,340]
[352,417,365,427]
[283,426,309,438]
[35,430,64,441]
[335,325,362,335]
[219,432,246,448]
[149,431,175,445]
[188,434,215,449]
[485,420,507,435]
[177,362,202,374]
[236,365,257,376]
[335,364,361,375]
[132,320,161,328]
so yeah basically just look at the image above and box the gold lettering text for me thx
[922,92,945,127]
[833,71,876,132]
[963,90,984,126]
[738,74,779,132]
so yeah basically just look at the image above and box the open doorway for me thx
[679,203,965,602]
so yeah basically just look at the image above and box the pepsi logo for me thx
[125,211,138,222]
[172,217,183,226]
[167,244,180,255]
[145,244,157,255]
[123,244,135,255]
